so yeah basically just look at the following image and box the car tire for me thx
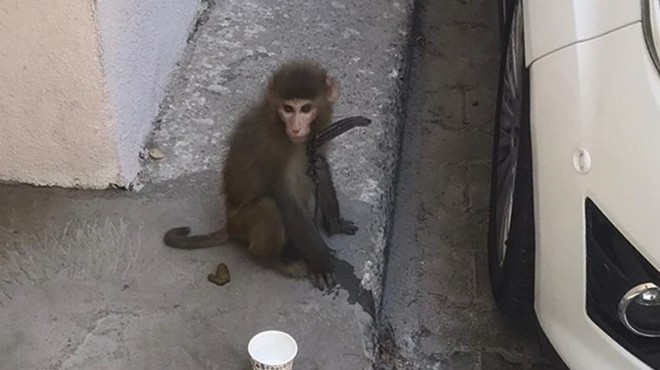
[498,0,516,46]
[487,0,536,321]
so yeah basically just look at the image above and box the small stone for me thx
[128,178,145,192]
[207,84,230,94]
[148,148,165,160]
[388,69,399,79]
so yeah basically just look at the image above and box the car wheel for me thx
[498,0,517,46]
[487,0,535,321]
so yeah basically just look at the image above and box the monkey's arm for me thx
[273,184,336,290]
[313,154,358,236]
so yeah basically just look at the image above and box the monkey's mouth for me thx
[290,135,309,144]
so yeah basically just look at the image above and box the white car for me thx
[488,1,660,369]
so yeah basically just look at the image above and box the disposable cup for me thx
[247,330,298,370]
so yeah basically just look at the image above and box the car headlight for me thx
[643,0,660,72]
[585,198,660,369]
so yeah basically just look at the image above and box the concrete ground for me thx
[0,0,563,369]
[0,0,411,369]
[378,0,561,369]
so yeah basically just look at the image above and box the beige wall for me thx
[0,0,199,188]
[0,0,120,188]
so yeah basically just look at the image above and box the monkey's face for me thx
[278,99,318,144]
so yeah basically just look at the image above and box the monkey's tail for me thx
[163,227,229,249]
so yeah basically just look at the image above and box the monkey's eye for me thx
[283,105,294,113]
[301,104,312,113]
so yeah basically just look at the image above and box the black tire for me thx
[498,0,516,46]
[487,0,536,321]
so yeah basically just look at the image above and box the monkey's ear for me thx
[266,87,279,107]
[326,76,340,103]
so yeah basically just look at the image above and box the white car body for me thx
[521,1,660,369]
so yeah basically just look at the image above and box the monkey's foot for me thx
[276,259,309,279]
[311,271,337,291]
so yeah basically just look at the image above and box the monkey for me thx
[164,59,358,291]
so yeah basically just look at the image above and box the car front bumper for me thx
[531,21,660,370]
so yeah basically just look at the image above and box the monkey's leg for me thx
[277,242,310,279]
[314,154,358,236]
[233,197,311,280]
[243,197,286,257]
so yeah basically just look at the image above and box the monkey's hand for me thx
[324,217,359,236]
[308,253,337,291]
[311,271,337,292]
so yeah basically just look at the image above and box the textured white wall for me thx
[0,0,121,188]
[96,0,200,184]
[0,0,200,188]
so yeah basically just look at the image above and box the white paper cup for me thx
[247,330,298,370]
